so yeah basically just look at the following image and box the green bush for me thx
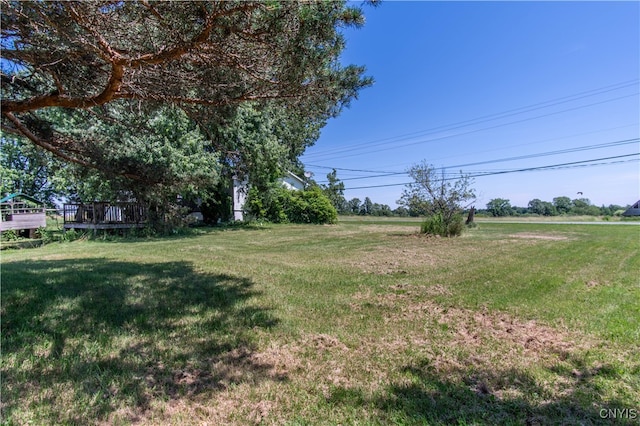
[35,227,54,244]
[246,184,289,223]
[61,228,87,242]
[421,213,464,237]
[1,229,19,241]
[287,187,337,224]
[246,185,337,224]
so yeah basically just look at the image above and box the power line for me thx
[304,79,638,158]
[305,164,401,174]
[341,153,640,190]
[425,122,639,164]
[312,137,639,183]
[306,92,639,162]
[303,79,639,160]
[446,138,639,169]
[464,154,639,179]
[306,122,639,176]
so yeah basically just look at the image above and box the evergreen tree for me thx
[1,1,373,178]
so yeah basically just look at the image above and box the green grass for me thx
[2,220,639,425]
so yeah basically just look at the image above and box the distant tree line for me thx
[484,197,629,217]
[320,170,631,219]
[319,169,398,216]
[319,165,475,220]
[321,162,476,237]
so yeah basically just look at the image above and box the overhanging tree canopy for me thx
[1,0,372,178]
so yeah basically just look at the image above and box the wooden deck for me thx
[63,203,149,230]
[1,202,46,232]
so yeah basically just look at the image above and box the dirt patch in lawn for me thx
[344,283,611,415]
[508,232,571,241]
[358,284,583,363]
[355,225,418,235]
[345,241,456,275]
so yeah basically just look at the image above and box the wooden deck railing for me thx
[1,202,45,221]
[1,202,47,232]
[63,203,148,225]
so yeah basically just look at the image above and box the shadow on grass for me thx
[1,258,279,424]
[327,357,639,425]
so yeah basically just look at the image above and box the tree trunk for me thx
[466,206,476,225]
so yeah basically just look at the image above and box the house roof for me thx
[0,193,44,205]
[622,200,640,216]
[285,171,305,184]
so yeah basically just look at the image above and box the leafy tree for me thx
[572,198,591,209]
[528,199,544,215]
[371,203,392,217]
[553,196,572,215]
[601,204,625,216]
[542,202,557,216]
[397,192,431,217]
[528,199,557,216]
[346,198,361,215]
[1,1,372,178]
[570,198,601,216]
[393,206,409,217]
[321,169,346,213]
[401,162,475,236]
[0,136,64,206]
[360,197,373,215]
[512,206,529,216]
[381,204,393,217]
[486,198,512,217]
[570,198,601,215]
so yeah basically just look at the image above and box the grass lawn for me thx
[2,220,639,425]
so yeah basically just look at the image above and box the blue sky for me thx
[301,1,640,209]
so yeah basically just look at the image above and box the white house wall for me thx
[232,177,248,221]
[232,172,305,221]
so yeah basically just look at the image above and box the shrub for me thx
[35,227,54,244]
[246,185,337,224]
[1,230,19,241]
[421,213,464,237]
[246,185,289,223]
[61,228,87,242]
[287,187,337,224]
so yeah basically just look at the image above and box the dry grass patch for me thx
[508,232,573,241]
[98,341,303,425]
[342,236,464,275]
[338,284,638,424]
[355,282,582,360]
